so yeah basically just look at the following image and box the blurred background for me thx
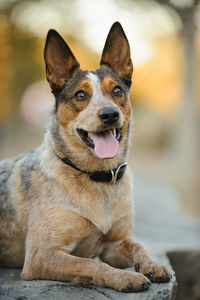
[0,0,199,219]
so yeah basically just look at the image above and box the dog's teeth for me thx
[111,128,115,137]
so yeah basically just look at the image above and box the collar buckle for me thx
[110,162,127,184]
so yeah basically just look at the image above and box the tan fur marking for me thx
[57,80,93,127]
[101,76,126,107]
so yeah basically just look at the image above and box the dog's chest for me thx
[55,179,131,234]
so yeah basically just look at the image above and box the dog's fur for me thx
[0,22,171,292]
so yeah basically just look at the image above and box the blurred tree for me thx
[0,15,13,123]
[10,28,43,115]
[0,24,43,124]
[133,33,183,117]
[0,0,48,126]
[0,0,43,125]
[157,0,200,216]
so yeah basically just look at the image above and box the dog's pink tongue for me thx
[91,130,119,159]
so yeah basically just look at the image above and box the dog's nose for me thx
[98,107,119,125]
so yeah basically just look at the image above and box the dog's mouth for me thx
[77,128,122,159]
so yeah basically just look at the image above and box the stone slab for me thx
[0,254,176,300]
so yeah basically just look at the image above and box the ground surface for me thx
[134,178,200,254]
[0,260,176,300]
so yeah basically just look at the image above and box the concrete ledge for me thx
[0,254,176,300]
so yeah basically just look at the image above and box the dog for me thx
[0,22,172,292]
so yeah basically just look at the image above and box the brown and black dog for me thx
[0,22,172,292]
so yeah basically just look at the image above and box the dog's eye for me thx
[74,90,87,101]
[113,86,122,97]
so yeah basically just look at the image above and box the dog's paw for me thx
[106,269,151,292]
[135,261,172,283]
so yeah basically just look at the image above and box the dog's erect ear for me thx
[100,22,133,84]
[44,29,80,92]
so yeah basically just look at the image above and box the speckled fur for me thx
[0,22,171,292]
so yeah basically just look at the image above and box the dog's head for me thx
[44,22,133,164]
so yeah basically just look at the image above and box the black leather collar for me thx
[56,154,127,184]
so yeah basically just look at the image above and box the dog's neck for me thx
[55,152,127,184]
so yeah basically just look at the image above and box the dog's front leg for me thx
[100,238,172,283]
[21,207,151,293]
[22,247,152,292]
[100,215,172,283]
[130,240,172,282]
